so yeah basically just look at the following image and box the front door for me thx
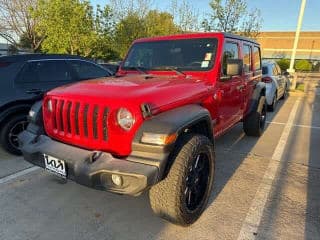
[215,41,243,135]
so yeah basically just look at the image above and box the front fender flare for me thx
[129,104,213,180]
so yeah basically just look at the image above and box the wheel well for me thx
[161,119,214,180]
[0,104,31,128]
[183,119,213,143]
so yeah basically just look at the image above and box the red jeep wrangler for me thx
[19,33,266,225]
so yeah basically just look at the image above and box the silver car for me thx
[262,60,289,111]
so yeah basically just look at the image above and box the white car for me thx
[262,60,289,111]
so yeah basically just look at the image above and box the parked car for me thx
[0,54,112,155]
[19,33,266,225]
[99,62,120,75]
[262,60,289,111]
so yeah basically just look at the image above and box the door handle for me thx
[236,85,245,91]
[26,89,43,95]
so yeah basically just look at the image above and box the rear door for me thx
[242,43,254,114]
[216,40,243,134]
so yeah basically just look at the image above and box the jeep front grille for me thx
[51,98,108,141]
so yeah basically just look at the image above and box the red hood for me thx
[47,74,213,113]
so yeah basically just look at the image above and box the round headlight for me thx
[47,99,53,113]
[117,108,135,131]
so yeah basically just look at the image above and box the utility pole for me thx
[288,0,307,73]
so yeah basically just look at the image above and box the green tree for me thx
[203,0,262,38]
[277,59,290,72]
[295,60,312,72]
[113,13,146,58]
[91,4,120,60]
[113,10,181,58]
[34,0,97,56]
[144,10,181,36]
[170,0,200,32]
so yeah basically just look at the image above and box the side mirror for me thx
[221,59,243,81]
[227,59,243,76]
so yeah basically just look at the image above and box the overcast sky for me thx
[91,0,320,31]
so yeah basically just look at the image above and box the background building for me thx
[257,31,320,61]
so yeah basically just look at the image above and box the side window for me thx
[243,44,252,73]
[16,60,72,83]
[38,61,73,82]
[253,46,261,70]
[222,42,239,75]
[16,62,39,83]
[70,60,109,80]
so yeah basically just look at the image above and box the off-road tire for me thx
[243,96,267,137]
[149,134,215,226]
[0,114,28,155]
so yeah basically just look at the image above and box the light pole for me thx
[288,0,307,73]
[288,0,307,90]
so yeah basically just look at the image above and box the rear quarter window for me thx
[262,66,269,74]
[253,46,261,70]
[70,60,109,80]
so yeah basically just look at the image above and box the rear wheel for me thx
[149,134,215,226]
[0,114,28,155]
[243,96,267,137]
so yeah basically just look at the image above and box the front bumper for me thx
[18,130,159,196]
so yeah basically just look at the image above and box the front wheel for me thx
[0,114,28,155]
[149,134,215,226]
[243,96,267,137]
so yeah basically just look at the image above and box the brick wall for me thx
[256,32,320,60]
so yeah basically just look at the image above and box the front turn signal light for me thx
[141,133,177,145]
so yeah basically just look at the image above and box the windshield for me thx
[123,38,218,72]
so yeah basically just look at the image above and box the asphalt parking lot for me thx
[0,77,319,240]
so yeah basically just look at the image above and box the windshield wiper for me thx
[152,66,186,77]
[125,66,149,74]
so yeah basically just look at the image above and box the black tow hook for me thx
[88,151,103,163]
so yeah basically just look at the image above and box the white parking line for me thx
[237,99,301,240]
[267,121,320,130]
[0,166,40,185]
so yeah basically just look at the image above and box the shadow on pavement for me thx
[209,98,287,205]
[305,82,320,240]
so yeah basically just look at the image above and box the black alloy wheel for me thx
[0,114,28,155]
[185,153,210,212]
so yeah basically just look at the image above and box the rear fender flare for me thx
[247,82,266,115]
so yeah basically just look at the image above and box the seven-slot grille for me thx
[50,98,108,141]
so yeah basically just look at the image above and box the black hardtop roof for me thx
[223,32,259,45]
[0,54,90,62]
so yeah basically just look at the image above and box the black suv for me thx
[0,54,111,155]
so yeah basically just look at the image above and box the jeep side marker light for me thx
[141,133,177,145]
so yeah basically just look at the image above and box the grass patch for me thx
[296,83,305,92]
